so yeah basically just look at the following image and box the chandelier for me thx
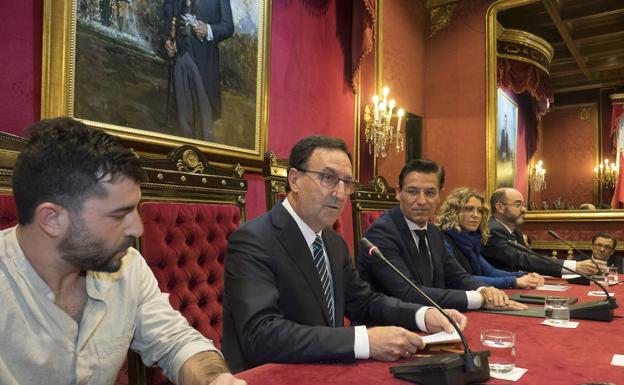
[594,159,618,189]
[363,87,405,158]
[529,160,546,191]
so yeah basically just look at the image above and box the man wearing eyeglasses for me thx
[222,136,467,373]
[482,188,603,276]
[588,232,621,273]
[358,159,526,312]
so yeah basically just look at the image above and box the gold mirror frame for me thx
[41,0,271,168]
[485,0,624,222]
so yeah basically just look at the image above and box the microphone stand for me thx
[507,240,616,319]
[361,238,490,385]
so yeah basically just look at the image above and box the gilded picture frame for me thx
[41,0,270,167]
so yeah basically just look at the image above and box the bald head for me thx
[490,188,526,227]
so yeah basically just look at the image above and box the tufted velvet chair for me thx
[128,145,247,385]
[350,176,398,259]
[263,151,344,236]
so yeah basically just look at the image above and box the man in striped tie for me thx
[222,136,467,373]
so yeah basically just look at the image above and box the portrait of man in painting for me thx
[496,88,518,187]
[73,0,262,151]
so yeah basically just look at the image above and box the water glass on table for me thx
[480,329,515,374]
[544,296,570,325]
[607,266,619,285]
[589,274,609,295]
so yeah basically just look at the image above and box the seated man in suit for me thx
[588,232,622,273]
[222,136,467,373]
[0,118,244,385]
[482,188,603,277]
[357,159,526,312]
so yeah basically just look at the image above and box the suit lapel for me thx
[270,203,332,326]
[389,206,432,286]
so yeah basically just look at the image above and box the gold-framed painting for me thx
[41,0,270,167]
[496,87,518,188]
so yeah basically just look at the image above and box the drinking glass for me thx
[544,296,570,325]
[589,274,608,295]
[607,266,619,285]
[480,329,515,374]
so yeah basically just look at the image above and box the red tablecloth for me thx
[237,282,624,384]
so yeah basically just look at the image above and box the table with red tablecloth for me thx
[237,282,624,384]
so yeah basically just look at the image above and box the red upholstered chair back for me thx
[263,151,343,236]
[0,195,17,230]
[350,176,397,258]
[130,145,247,385]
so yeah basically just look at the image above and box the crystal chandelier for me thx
[363,87,405,158]
[529,160,546,191]
[594,159,618,189]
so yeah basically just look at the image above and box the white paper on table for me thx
[541,320,579,328]
[421,330,461,345]
[611,354,624,366]
[587,291,615,297]
[562,274,580,279]
[489,367,528,381]
[537,284,569,291]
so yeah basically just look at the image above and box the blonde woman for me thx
[437,188,543,289]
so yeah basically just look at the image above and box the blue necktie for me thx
[312,235,334,326]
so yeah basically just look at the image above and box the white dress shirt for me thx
[0,227,217,385]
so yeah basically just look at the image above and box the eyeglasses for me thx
[461,205,486,215]
[297,169,358,193]
[592,242,614,251]
[502,201,526,209]
[402,188,439,199]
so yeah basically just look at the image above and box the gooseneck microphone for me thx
[507,240,616,320]
[547,230,601,272]
[361,238,490,385]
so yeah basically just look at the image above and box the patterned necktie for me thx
[414,229,434,277]
[312,235,335,326]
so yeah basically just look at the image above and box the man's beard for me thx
[59,216,134,273]
[503,208,524,226]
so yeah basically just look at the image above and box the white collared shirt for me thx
[0,227,217,385]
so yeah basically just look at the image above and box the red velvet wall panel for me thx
[424,1,490,197]
[0,0,42,135]
[376,0,426,187]
[268,0,356,253]
[540,105,596,207]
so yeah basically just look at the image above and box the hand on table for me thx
[479,287,509,307]
[515,273,542,289]
[367,326,425,361]
[424,308,467,333]
[576,259,605,276]
[482,299,527,311]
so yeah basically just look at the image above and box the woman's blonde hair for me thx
[436,187,490,244]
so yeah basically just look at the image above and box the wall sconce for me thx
[363,86,405,158]
[594,159,618,189]
[529,160,546,191]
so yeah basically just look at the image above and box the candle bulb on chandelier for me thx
[397,109,405,132]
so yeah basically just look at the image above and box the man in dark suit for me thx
[482,188,603,276]
[588,232,621,273]
[164,0,234,140]
[358,159,525,312]
[222,137,467,373]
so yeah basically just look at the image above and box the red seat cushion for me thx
[138,202,241,385]
[0,195,17,230]
[361,211,384,234]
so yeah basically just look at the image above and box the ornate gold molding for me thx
[497,24,554,74]
[427,2,457,38]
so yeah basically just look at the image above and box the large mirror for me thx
[485,0,624,222]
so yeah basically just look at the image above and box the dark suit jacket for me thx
[222,203,423,373]
[357,205,485,312]
[481,218,563,277]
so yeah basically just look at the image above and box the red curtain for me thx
[498,58,554,160]
[609,96,624,208]
[351,0,375,93]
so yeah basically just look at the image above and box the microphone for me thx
[547,230,601,272]
[507,240,616,320]
[361,237,490,385]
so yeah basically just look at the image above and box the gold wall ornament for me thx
[427,2,457,38]
[577,107,592,121]
[176,149,205,174]
[233,163,245,178]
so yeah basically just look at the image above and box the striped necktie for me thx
[312,235,335,326]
